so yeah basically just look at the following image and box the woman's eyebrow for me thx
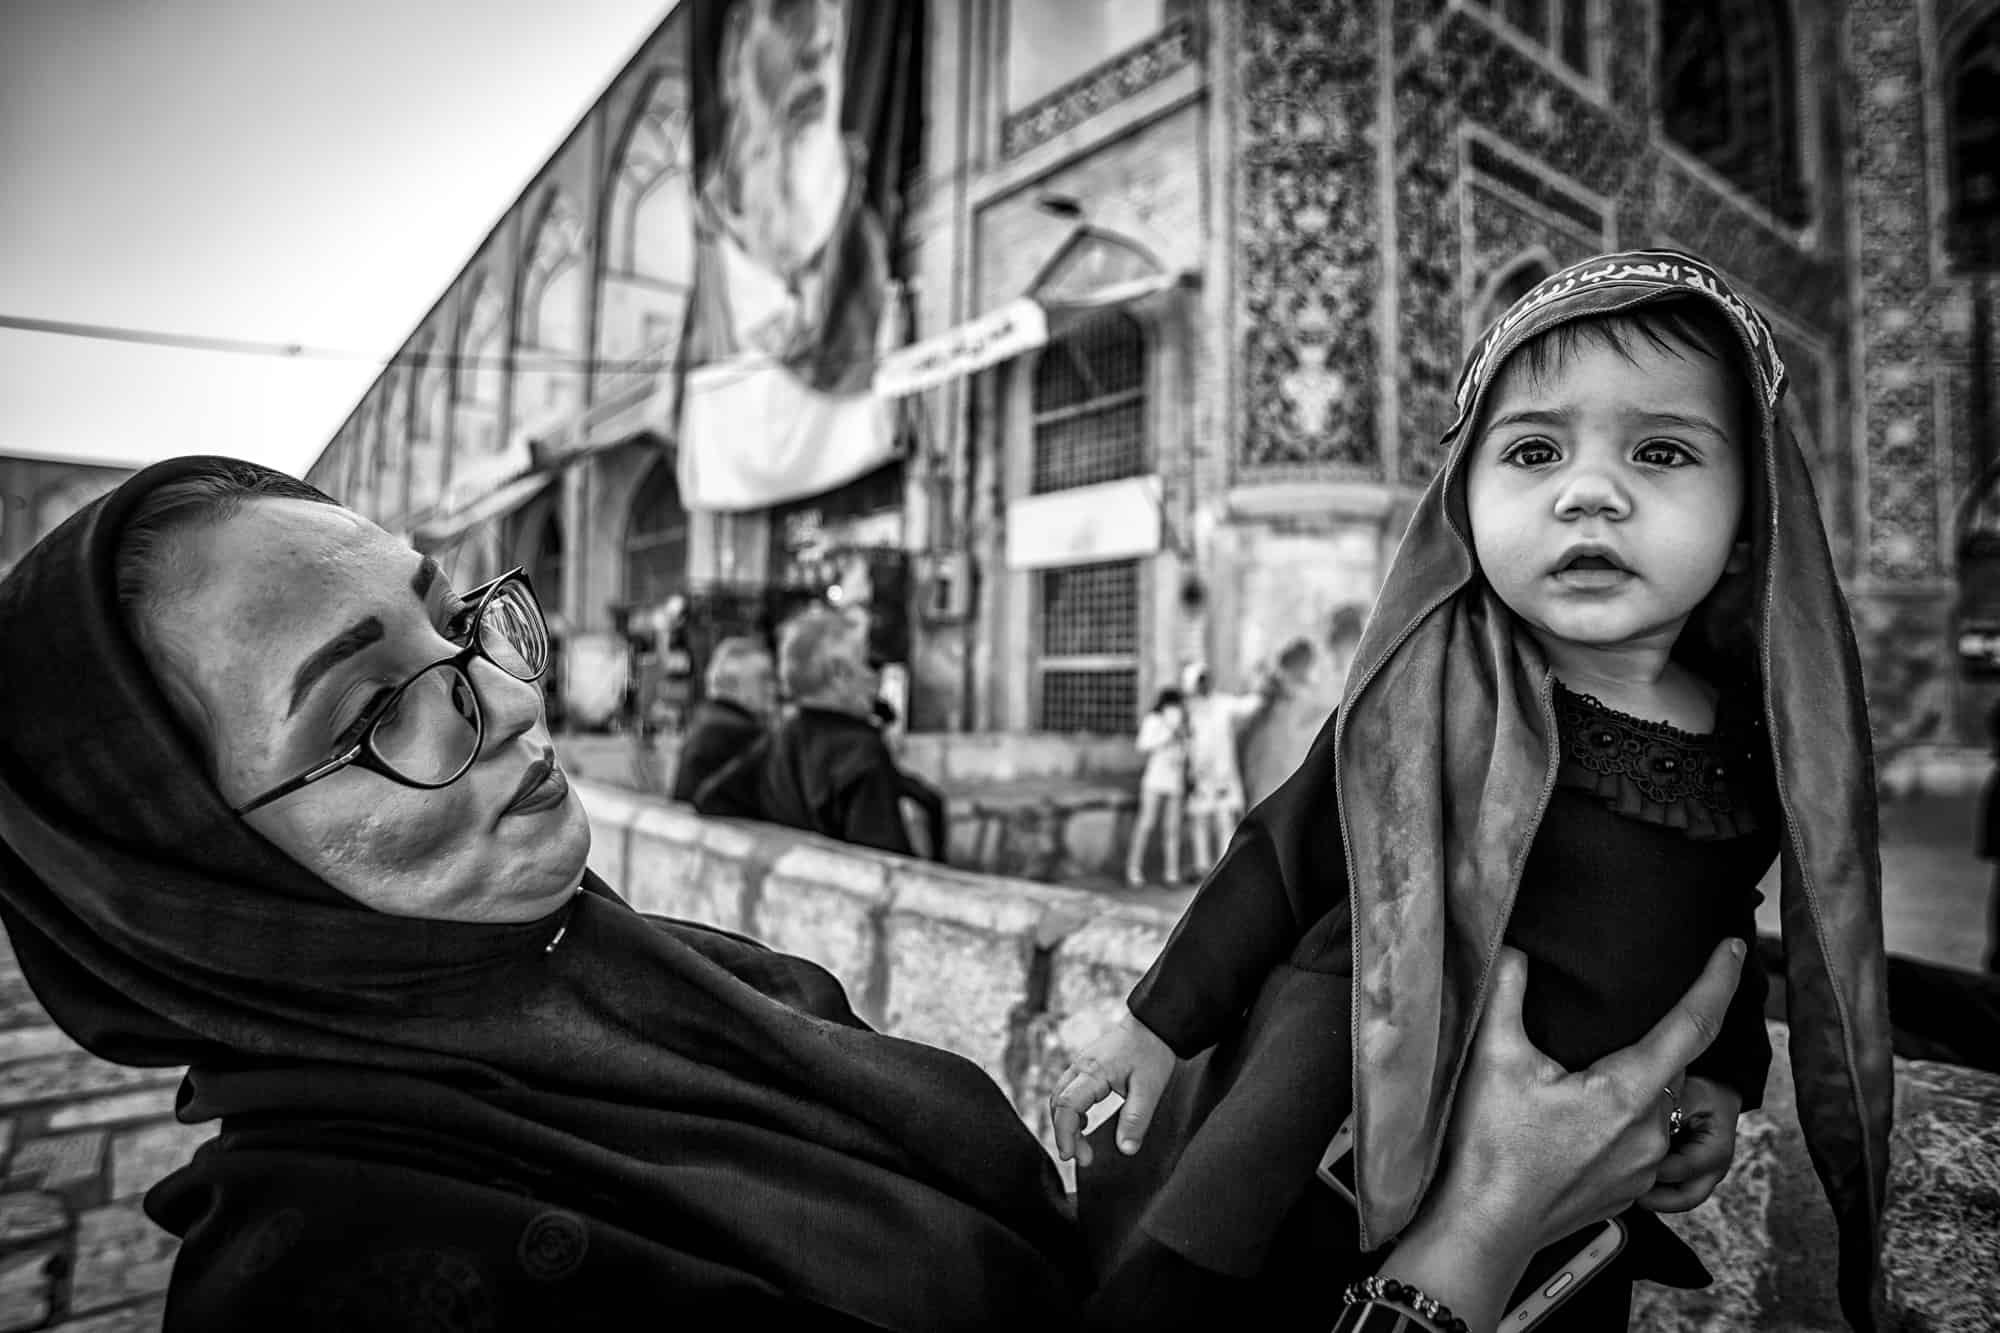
[286,618,385,719]
[284,556,442,719]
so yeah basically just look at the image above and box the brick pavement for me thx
[0,933,205,1333]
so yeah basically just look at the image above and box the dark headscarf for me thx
[0,456,1083,1330]
[1334,251,1892,1328]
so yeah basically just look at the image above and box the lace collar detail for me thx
[1553,682,1764,841]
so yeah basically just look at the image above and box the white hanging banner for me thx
[873,298,1050,399]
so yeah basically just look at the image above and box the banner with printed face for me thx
[678,0,921,512]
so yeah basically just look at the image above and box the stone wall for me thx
[579,780,2000,1332]
[0,933,208,1331]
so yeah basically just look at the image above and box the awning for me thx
[873,271,1192,400]
[410,471,557,550]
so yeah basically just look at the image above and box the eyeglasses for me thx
[232,568,549,816]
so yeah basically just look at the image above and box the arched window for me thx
[1947,12,2000,267]
[528,508,564,613]
[521,195,585,352]
[1028,312,1148,734]
[607,78,694,285]
[1658,0,1807,225]
[1473,255,1554,348]
[458,276,507,409]
[378,373,411,520]
[516,195,586,425]
[354,405,382,517]
[1030,311,1148,495]
[624,458,689,609]
[408,338,449,513]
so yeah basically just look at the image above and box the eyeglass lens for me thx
[370,580,549,786]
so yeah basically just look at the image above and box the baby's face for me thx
[1463,335,1746,670]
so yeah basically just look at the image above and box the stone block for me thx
[0,1191,66,1245]
[7,1132,104,1190]
[70,1204,178,1314]
[1061,805,1130,877]
[45,1089,181,1133]
[0,1248,56,1333]
[0,1026,78,1065]
[1049,905,1175,1036]
[620,817,720,925]
[758,848,894,1019]
[109,1123,215,1201]
[47,1299,168,1333]
[0,1054,178,1113]
[880,868,1093,1088]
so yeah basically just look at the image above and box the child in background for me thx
[1127,689,1190,888]
[1051,250,1892,1332]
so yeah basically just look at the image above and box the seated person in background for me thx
[669,636,777,802]
[695,604,914,857]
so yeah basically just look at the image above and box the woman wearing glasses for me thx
[0,456,1747,1332]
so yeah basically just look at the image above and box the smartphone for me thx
[1315,1115,1357,1206]
[1501,1217,1627,1330]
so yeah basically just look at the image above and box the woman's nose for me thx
[469,654,545,752]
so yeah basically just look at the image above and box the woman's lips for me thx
[504,758,568,817]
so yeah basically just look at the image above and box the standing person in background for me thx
[1126,688,1191,889]
[1181,662,1279,879]
[1981,696,2000,973]
[1239,637,1323,809]
[670,636,778,803]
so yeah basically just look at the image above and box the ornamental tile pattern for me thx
[1000,18,1202,160]
[1236,0,1381,473]
[1848,0,1944,579]
[1379,0,1850,482]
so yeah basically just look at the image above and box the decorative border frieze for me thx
[1001,17,1203,160]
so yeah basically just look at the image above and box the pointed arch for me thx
[458,275,507,407]
[624,455,689,608]
[605,74,694,284]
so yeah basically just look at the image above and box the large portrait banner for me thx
[677,0,922,512]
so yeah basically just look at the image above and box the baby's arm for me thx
[1052,715,1352,1156]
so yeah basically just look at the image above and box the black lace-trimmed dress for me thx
[1495,681,1781,1327]
[1082,683,1783,1332]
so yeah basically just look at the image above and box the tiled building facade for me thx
[306,0,2000,749]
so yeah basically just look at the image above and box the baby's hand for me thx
[1049,1008,1176,1167]
[1639,1075,1742,1213]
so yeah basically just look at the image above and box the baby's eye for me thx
[1501,439,1560,467]
[1634,440,1693,467]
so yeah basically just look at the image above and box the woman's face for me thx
[152,499,590,923]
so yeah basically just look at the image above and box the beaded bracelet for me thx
[1337,1276,1473,1333]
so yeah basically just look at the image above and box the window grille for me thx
[1031,312,1148,494]
[1035,560,1140,734]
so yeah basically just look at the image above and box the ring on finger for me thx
[1662,1085,1684,1137]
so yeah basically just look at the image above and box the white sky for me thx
[0,0,676,478]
